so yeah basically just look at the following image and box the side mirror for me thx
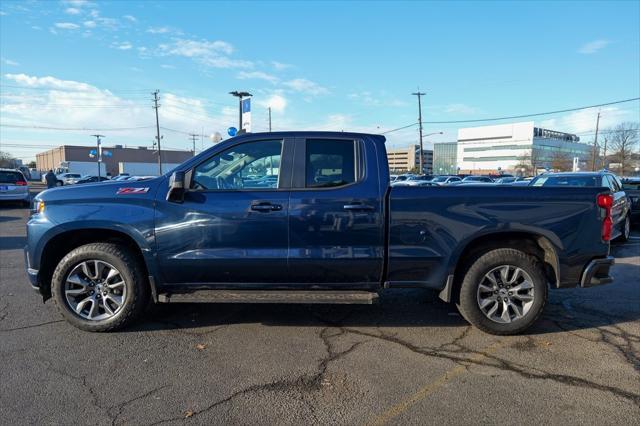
[166,171,186,203]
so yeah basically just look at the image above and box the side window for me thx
[305,139,356,188]
[192,140,282,190]
[607,175,621,192]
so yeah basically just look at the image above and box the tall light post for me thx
[229,91,252,131]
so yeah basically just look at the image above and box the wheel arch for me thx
[442,231,560,303]
[37,227,152,301]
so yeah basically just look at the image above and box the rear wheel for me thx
[56,181,63,186]
[51,243,149,332]
[616,215,630,242]
[456,248,547,335]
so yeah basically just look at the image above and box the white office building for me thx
[456,121,591,173]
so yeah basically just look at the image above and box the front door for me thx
[287,137,384,286]
[155,138,291,285]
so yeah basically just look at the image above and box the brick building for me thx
[36,145,193,176]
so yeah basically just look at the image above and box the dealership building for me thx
[432,142,458,175]
[36,145,193,177]
[453,121,591,174]
[386,145,433,174]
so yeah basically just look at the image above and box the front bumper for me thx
[580,256,614,288]
[24,246,39,290]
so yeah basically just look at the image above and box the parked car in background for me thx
[75,176,111,185]
[529,171,630,241]
[111,174,131,181]
[53,173,82,186]
[0,169,30,207]
[462,175,494,183]
[430,175,462,186]
[495,176,528,184]
[621,177,640,223]
[394,173,417,182]
[402,175,434,186]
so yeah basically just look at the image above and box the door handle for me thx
[343,203,375,211]
[251,203,282,212]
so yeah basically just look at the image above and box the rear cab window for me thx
[305,139,357,188]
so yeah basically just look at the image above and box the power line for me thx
[381,97,640,134]
[0,123,154,131]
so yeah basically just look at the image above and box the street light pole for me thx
[411,91,426,174]
[91,134,104,178]
[229,91,252,131]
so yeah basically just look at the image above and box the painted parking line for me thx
[367,340,506,425]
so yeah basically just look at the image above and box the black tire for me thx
[456,248,547,335]
[615,215,630,242]
[51,243,149,332]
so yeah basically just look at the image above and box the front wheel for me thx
[51,243,149,332]
[456,248,547,335]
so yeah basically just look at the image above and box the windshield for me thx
[530,175,599,187]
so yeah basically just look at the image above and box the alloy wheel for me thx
[64,260,127,321]
[476,265,535,323]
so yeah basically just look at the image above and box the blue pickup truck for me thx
[25,132,615,334]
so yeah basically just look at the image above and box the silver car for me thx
[0,169,30,206]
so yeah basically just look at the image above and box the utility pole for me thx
[268,107,272,132]
[152,90,163,174]
[91,134,105,178]
[189,133,198,155]
[602,136,608,170]
[591,112,600,171]
[412,90,426,174]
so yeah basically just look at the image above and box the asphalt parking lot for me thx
[1,187,639,425]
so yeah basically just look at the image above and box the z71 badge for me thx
[117,187,150,195]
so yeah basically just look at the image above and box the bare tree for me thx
[550,150,572,171]
[516,148,542,175]
[607,122,639,176]
[0,151,18,169]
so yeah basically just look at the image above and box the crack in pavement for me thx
[0,319,64,332]
[341,327,640,406]
[145,324,367,425]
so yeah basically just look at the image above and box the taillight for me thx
[15,180,27,186]
[597,194,613,241]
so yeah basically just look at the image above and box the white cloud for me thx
[146,26,170,34]
[158,38,252,69]
[112,41,133,50]
[257,94,287,113]
[0,11,7,16]
[83,20,96,28]
[237,71,278,84]
[348,91,406,108]
[578,39,610,54]
[538,106,635,135]
[160,64,175,69]
[444,103,479,115]
[123,14,137,22]
[65,7,81,15]
[271,61,292,71]
[283,78,329,96]
[1,74,232,150]
[1,58,19,66]
[63,0,90,7]
[54,22,80,30]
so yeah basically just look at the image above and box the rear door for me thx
[287,137,384,286]
[154,137,293,285]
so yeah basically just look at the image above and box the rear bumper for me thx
[0,192,29,201]
[580,256,614,288]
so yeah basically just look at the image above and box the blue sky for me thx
[1,0,639,161]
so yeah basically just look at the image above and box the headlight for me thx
[33,200,45,214]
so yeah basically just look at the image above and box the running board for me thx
[157,290,378,304]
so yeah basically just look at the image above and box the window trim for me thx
[187,138,290,193]
[290,137,364,191]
